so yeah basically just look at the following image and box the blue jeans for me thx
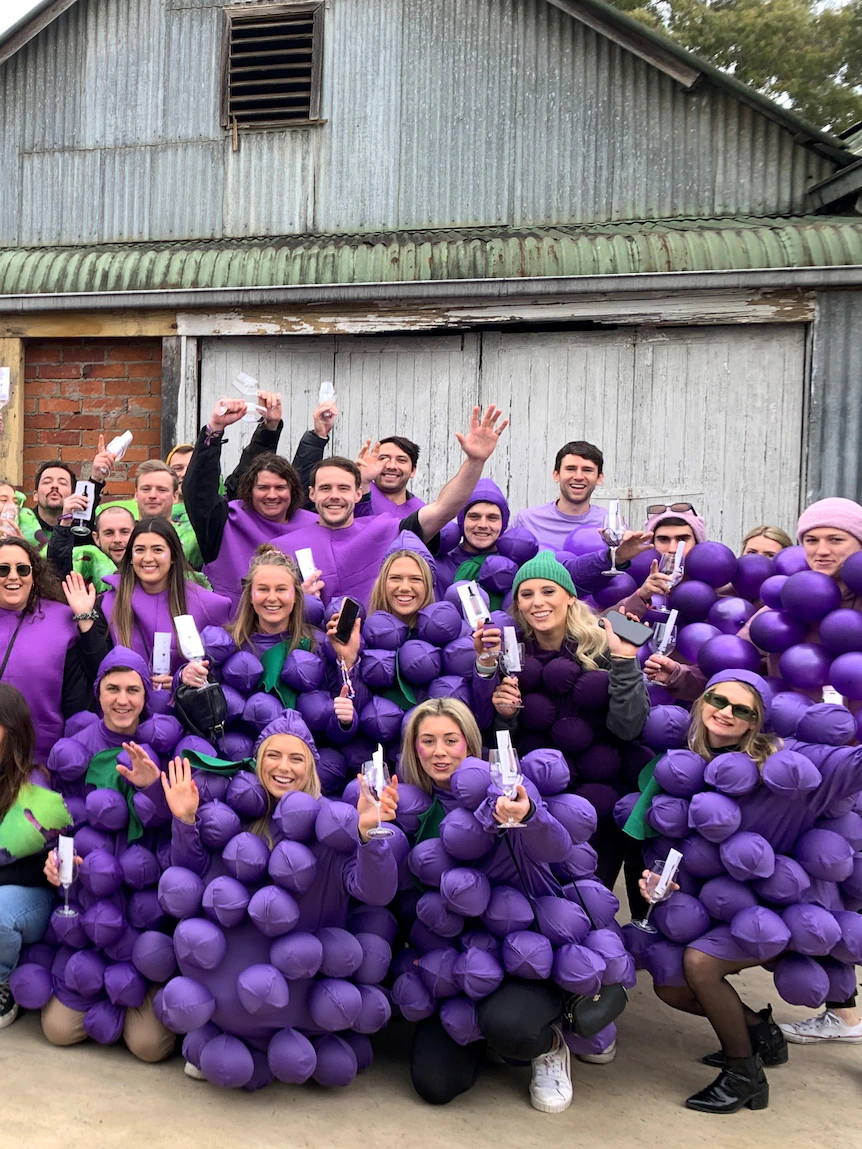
[0,885,54,982]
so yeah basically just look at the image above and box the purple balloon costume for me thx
[154,711,402,1090]
[626,672,862,1007]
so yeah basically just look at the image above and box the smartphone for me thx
[334,597,361,645]
[600,611,654,647]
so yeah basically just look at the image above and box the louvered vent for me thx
[225,4,323,129]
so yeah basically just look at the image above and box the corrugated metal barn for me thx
[1,0,862,540]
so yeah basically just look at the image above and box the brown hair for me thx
[741,525,793,553]
[368,550,435,623]
[135,459,179,494]
[229,545,315,653]
[0,536,64,615]
[309,456,362,489]
[110,518,190,649]
[399,698,483,795]
[0,683,44,819]
[236,454,303,516]
[688,682,780,769]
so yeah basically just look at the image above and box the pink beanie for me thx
[643,507,707,544]
[797,498,862,544]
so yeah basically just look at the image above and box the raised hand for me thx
[313,402,339,439]
[160,756,200,824]
[602,608,646,659]
[209,398,248,433]
[357,773,399,841]
[454,405,509,463]
[118,741,161,789]
[325,612,361,668]
[643,653,678,685]
[91,434,117,481]
[355,439,385,488]
[472,622,502,658]
[62,571,97,623]
[616,530,654,564]
[300,569,324,599]
[333,684,354,729]
[259,391,282,429]
[637,559,673,603]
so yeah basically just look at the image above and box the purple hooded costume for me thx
[434,480,511,593]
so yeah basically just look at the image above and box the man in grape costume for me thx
[154,710,402,1090]
[622,670,862,1112]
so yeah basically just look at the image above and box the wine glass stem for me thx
[641,902,654,925]
[609,547,618,574]
[63,885,70,913]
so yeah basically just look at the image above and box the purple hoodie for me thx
[436,479,510,591]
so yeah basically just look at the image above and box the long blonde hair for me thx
[248,734,321,843]
[230,545,315,654]
[688,682,779,769]
[741,525,793,553]
[513,595,608,672]
[399,698,483,795]
[368,550,435,622]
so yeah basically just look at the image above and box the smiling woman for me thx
[368,549,435,628]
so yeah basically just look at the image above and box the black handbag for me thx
[173,679,228,748]
[504,836,628,1039]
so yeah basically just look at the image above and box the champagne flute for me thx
[55,835,79,918]
[488,749,526,830]
[630,857,677,933]
[601,500,627,576]
[650,618,678,657]
[652,547,685,615]
[360,759,394,839]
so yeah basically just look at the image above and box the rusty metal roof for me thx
[1,217,862,297]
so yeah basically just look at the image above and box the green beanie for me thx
[512,553,578,599]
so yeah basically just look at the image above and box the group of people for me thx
[0,387,860,1116]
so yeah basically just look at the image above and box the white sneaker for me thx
[184,1061,206,1080]
[0,984,19,1031]
[529,1025,573,1114]
[577,1039,617,1065]
[779,1010,862,1045]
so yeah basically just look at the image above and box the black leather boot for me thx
[701,1005,789,1068]
[685,1056,769,1114]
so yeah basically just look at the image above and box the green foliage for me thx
[609,0,862,132]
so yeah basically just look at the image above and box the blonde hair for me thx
[399,698,483,795]
[513,594,608,672]
[230,545,315,654]
[368,550,435,622]
[688,682,780,769]
[248,734,321,843]
[741,525,793,553]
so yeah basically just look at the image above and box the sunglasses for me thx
[703,690,758,722]
[0,563,31,579]
[647,502,698,516]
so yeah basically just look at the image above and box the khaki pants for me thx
[41,987,175,1063]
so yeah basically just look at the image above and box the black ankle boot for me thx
[701,1005,789,1068]
[686,1056,769,1114]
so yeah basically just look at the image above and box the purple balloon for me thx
[654,750,707,798]
[563,528,606,556]
[708,597,756,634]
[730,906,791,961]
[829,652,862,700]
[759,574,789,610]
[668,580,718,623]
[591,574,637,610]
[781,570,842,623]
[268,1027,317,1084]
[838,550,862,595]
[676,622,720,663]
[797,703,856,745]
[685,542,738,589]
[688,791,742,843]
[769,691,815,737]
[699,875,758,921]
[818,608,862,655]
[779,643,832,690]
[312,1034,358,1088]
[774,546,810,576]
[749,610,808,653]
[269,931,324,980]
[697,634,761,677]
[782,904,842,956]
[732,554,776,601]
[132,930,178,982]
[627,548,661,585]
[753,856,812,905]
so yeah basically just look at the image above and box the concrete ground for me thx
[2,961,859,1149]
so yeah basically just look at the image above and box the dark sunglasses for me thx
[703,690,758,722]
[0,563,31,579]
[647,502,697,516]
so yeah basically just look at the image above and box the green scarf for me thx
[257,637,312,709]
[622,756,662,841]
[382,651,418,712]
[453,555,503,611]
[0,783,71,859]
[179,749,254,777]
[85,747,144,843]
[413,795,447,846]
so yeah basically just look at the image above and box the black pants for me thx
[410,979,563,1106]
[592,819,644,918]
[827,996,858,1010]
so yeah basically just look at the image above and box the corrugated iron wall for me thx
[0,0,836,247]
[808,291,862,505]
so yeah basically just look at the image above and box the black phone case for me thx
[335,598,361,644]
[601,612,653,647]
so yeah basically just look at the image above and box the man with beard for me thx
[47,504,135,590]
[276,405,509,607]
[21,438,115,553]
[513,440,608,551]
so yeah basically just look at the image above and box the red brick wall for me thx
[23,338,162,498]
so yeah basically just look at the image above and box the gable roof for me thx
[0,0,853,167]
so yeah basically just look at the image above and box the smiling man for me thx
[183,394,319,609]
[514,440,608,551]
[435,478,510,594]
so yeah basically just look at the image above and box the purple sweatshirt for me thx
[514,501,608,553]
[369,484,426,518]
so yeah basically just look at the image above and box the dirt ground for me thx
[1,960,859,1149]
